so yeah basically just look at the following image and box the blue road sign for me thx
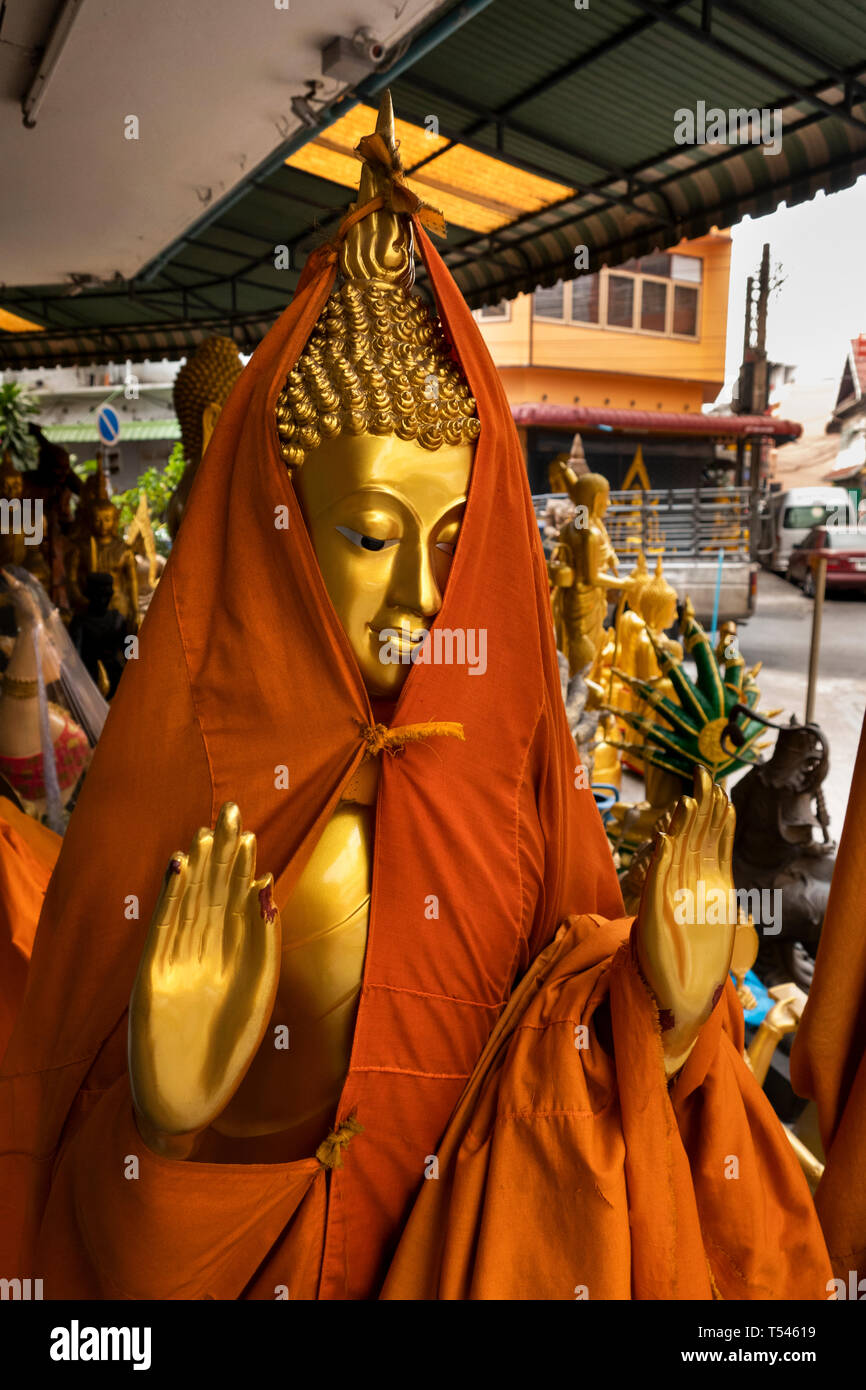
[97,405,120,444]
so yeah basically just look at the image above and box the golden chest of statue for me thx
[204,797,373,1162]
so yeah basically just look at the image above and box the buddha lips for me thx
[376,624,488,674]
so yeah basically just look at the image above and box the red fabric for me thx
[0,715,89,801]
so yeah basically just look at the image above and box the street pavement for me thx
[733,569,866,836]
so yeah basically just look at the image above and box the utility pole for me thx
[735,244,771,556]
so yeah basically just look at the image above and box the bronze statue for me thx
[732,718,835,991]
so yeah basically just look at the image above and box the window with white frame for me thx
[474,299,511,321]
[531,255,702,338]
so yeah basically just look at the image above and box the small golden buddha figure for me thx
[167,336,244,537]
[585,547,650,715]
[622,556,681,767]
[590,711,622,789]
[548,469,632,677]
[68,473,139,632]
[125,492,165,620]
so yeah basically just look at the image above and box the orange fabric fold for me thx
[0,798,60,1061]
[791,709,866,1279]
[382,915,831,1300]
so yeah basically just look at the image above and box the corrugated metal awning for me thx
[1,0,865,365]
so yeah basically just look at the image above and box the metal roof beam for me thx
[390,101,675,225]
[394,80,677,223]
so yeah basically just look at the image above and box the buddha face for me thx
[93,501,119,541]
[2,471,22,501]
[296,432,474,698]
[592,484,610,519]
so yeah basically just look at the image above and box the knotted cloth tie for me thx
[316,1114,364,1170]
[359,720,466,757]
[352,131,447,237]
[294,134,446,296]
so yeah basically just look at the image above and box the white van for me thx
[760,487,857,574]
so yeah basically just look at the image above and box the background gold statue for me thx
[549,470,632,676]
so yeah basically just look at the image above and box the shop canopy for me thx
[2,0,865,368]
[512,403,802,443]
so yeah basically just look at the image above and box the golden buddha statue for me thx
[590,711,622,789]
[68,469,139,631]
[128,96,740,1171]
[621,555,681,770]
[130,95,480,1163]
[549,469,632,677]
[585,547,650,716]
[167,336,244,537]
[125,492,165,620]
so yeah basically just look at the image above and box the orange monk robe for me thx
[0,224,830,1300]
[0,797,59,1060]
[791,710,866,1282]
[383,917,827,1300]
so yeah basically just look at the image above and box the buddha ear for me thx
[201,401,222,457]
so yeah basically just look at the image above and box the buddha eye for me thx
[336,525,399,552]
[435,541,457,557]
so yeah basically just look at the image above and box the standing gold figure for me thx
[68,469,139,631]
[549,470,632,676]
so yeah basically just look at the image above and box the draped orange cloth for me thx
[0,225,830,1299]
[791,710,866,1281]
[0,797,59,1061]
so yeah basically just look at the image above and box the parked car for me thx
[787,525,866,595]
[758,486,857,574]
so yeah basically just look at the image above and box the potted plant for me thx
[0,381,39,469]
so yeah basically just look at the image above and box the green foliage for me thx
[71,456,99,480]
[73,445,185,550]
[112,442,186,531]
[0,382,40,469]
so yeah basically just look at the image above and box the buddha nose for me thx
[388,531,440,621]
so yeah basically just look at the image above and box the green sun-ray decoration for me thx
[611,601,769,782]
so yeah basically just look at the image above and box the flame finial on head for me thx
[339,91,415,290]
[275,90,480,471]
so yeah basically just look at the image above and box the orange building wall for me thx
[477,231,731,414]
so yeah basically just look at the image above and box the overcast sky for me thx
[722,173,866,393]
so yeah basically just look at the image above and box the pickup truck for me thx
[534,485,757,623]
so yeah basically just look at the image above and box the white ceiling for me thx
[0,0,446,287]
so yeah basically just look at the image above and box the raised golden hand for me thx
[129,802,280,1157]
[634,766,736,1075]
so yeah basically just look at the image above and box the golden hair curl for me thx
[275,280,481,470]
